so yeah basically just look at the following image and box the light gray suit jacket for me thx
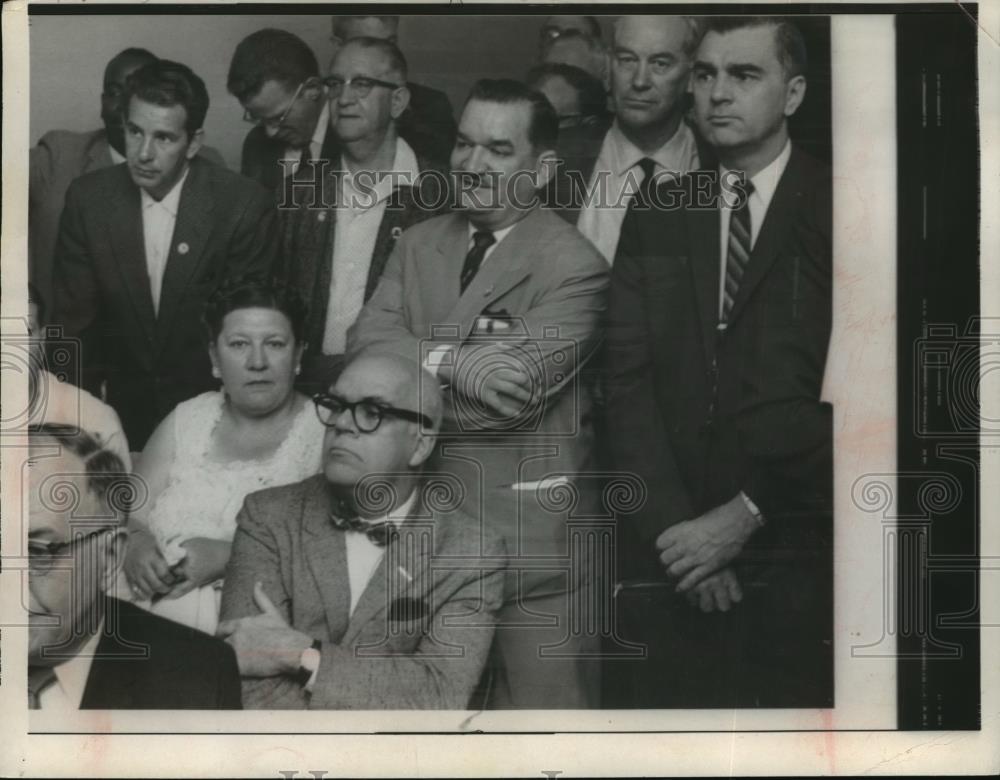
[346,208,610,597]
[219,474,506,710]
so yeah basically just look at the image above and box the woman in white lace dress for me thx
[122,276,324,634]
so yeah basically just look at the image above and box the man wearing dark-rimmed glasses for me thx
[227,28,339,190]
[26,423,240,709]
[219,353,505,709]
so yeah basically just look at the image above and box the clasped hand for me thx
[446,341,543,420]
[656,494,758,593]
[216,582,313,677]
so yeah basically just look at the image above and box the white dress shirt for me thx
[140,166,189,315]
[35,624,103,709]
[281,102,330,175]
[345,490,418,614]
[717,139,792,318]
[577,119,700,264]
[322,137,420,354]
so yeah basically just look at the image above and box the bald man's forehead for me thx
[335,356,417,405]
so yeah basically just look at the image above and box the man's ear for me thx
[534,148,558,189]
[783,75,807,117]
[100,529,129,594]
[391,85,412,120]
[408,427,437,468]
[185,128,205,161]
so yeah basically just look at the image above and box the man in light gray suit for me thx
[218,353,506,709]
[347,80,610,708]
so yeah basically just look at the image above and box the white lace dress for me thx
[131,391,324,634]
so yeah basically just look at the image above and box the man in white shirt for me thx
[570,15,703,262]
[26,423,240,709]
[280,37,447,393]
[51,60,279,448]
[218,353,505,710]
[228,29,339,191]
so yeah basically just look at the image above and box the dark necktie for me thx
[460,229,496,293]
[632,157,658,209]
[721,180,755,324]
[329,510,398,547]
[28,666,57,709]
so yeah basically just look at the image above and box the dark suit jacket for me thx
[220,475,506,709]
[51,157,279,448]
[78,598,241,709]
[347,208,609,598]
[240,120,342,193]
[604,145,833,706]
[278,154,449,392]
[29,128,225,315]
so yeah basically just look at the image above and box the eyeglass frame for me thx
[321,74,403,100]
[313,391,432,434]
[242,80,307,129]
[27,528,115,574]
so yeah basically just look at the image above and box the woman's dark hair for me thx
[202,275,308,344]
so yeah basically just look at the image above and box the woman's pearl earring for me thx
[295,366,301,376]
[212,366,221,379]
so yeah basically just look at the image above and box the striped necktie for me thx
[721,180,755,324]
[460,230,496,293]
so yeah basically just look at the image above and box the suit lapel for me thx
[156,160,216,346]
[686,193,722,366]
[366,185,412,301]
[302,481,352,643]
[107,170,157,343]
[342,499,436,646]
[726,149,804,327]
[443,210,539,333]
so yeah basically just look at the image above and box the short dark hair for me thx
[702,16,808,78]
[227,28,320,103]
[28,423,129,520]
[526,62,608,120]
[336,36,408,82]
[332,15,400,39]
[104,47,157,82]
[202,274,308,345]
[465,79,559,153]
[124,59,209,136]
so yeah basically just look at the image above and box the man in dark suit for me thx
[228,29,339,193]
[279,37,447,394]
[605,16,833,708]
[51,60,279,448]
[29,48,225,314]
[218,354,505,709]
[348,80,609,708]
[330,15,457,164]
[27,423,240,709]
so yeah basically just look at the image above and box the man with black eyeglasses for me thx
[228,28,340,191]
[279,36,447,396]
[26,423,241,709]
[218,353,505,709]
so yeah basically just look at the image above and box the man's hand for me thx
[123,528,176,600]
[216,582,313,677]
[446,342,542,420]
[656,494,759,592]
[684,566,743,612]
[162,538,232,599]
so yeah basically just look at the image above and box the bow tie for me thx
[329,511,398,547]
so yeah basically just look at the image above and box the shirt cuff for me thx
[739,491,766,528]
[422,344,454,377]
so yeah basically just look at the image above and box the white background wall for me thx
[30,13,612,169]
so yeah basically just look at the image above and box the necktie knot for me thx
[636,157,657,182]
[330,510,398,547]
[472,230,496,250]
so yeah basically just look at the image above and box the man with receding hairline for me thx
[330,15,457,162]
[606,16,833,707]
[219,353,505,709]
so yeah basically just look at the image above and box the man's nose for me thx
[332,407,358,434]
[463,146,489,173]
[138,136,155,160]
[630,62,651,90]
[710,75,732,103]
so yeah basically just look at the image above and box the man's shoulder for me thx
[110,599,233,658]
[66,160,132,198]
[243,473,327,515]
[526,208,607,267]
[424,502,505,558]
[406,81,453,112]
[191,157,269,200]
[397,210,463,243]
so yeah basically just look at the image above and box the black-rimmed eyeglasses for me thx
[27,529,111,574]
[243,81,305,129]
[322,75,401,99]
[313,392,431,433]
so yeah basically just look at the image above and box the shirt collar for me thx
[467,221,517,247]
[720,139,792,211]
[341,137,421,207]
[371,489,419,529]
[140,164,190,215]
[605,118,697,177]
[51,620,103,708]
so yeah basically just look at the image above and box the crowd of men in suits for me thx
[25,13,833,711]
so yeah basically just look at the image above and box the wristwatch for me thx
[296,639,322,687]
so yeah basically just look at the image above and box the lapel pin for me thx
[177,242,190,255]
[397,565,413,583]
[317,211,327,222]
[391,226,403,240]
[483,285,494,297]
